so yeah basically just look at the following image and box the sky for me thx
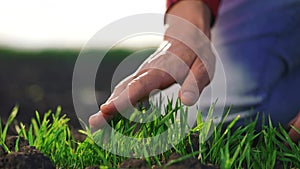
[0,0,165,49]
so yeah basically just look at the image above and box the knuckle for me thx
[128,77,147,94]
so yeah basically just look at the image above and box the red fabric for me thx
[166,0,220,18]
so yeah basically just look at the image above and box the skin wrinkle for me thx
[136,41,196,83]
[164,26,216,79]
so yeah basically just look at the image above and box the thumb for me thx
[179,58,210,106]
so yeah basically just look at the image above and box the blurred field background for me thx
[0,0,165,131]
[0,48,135,129]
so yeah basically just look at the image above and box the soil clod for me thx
[0,136,54,169]
[120,159,150,169]
[164,153,218,169]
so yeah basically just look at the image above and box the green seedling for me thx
[0,101,298,169]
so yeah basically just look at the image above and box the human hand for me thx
[89,0,215,130]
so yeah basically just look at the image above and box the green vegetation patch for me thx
[0,101,300,169]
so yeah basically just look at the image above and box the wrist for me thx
[165,0,211,37]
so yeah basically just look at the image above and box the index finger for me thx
[90,69,175,130]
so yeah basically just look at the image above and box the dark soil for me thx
[163,153,218,169]
[71,128,87,142]
[118,133,218,169]
[85,166,101,169]
[120,159,149,169]
[119,153,218,169]
[0,136,54,169]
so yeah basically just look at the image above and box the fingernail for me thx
[182,91,196,105]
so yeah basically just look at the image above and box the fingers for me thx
[103,70,174,112]
[288,111,300,143]
[89,76,133,129]
[89,69,175,130]
[288,111,300,128]
[88,111,107,130]
[179,58,210,106]
[107,76,135,103]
